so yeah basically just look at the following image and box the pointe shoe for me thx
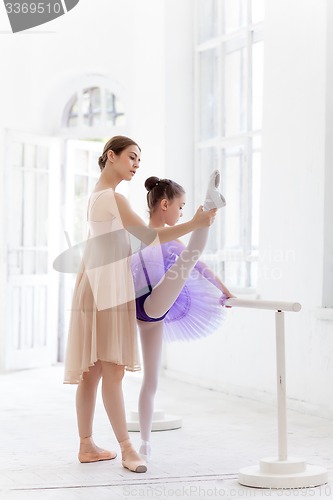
[139,441,151,463]
[203,169,226,211]
[120,439,147,473]
[122,456,147,473]
[78,449,117,463]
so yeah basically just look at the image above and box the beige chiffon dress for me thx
[64,188,140,384]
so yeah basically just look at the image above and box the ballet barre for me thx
[224,297,328,489]
[225,297,301,312]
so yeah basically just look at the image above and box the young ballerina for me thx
[131,175,233,461]
[63,136,217,474]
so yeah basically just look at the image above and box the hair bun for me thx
[144,176,160,192]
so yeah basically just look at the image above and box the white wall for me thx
[164,0,333,417]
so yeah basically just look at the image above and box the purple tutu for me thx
[131,240,226,342]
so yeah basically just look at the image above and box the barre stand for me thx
[225,298,328,489]
[126,409,182,432]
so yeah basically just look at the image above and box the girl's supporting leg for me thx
[138,320,164,459]
[144,227,209,319]
[100,361,147,472]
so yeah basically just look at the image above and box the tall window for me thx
[195,0,264,290]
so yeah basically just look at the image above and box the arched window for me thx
[62,84,126,135]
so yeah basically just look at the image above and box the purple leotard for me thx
[135,250,169,322]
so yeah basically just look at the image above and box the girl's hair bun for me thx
[145,176,160,192]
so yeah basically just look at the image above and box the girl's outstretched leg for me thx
[138,320,164,461]
[100,361,147,473]
[144,227,209,319]
[76,361,117,463]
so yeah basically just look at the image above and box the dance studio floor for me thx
[0,365,332,499]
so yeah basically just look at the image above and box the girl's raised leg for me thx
[144,227,209,319]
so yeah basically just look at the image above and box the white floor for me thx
[0,365,332,499]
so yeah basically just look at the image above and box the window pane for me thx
[75,149,89,174]
[67,97,78,127]
[22,250,36,274]
[195,148,218,202]
[36,173,49,246]
[90,87,100,111]
[251,0,265,23]
[225,260,247,288]
[197,0,218,43]
[35,286,47,345]
[82,91,91,126]
[224,0,247,34]
[22,286,34,346]
[106,91,125,126]
[68,115,78,127]
[36,251,48,274]
[251,151,261,248]
[224,148,243,248]
[115,114,126,126]
[106,91,116,125]
[252,134,262,149]
[24,144,36,169]
[10,169,23,246]
[69,98,78,116]
[36,145,49,170]
[224,44,247,136]
[11,142,24,167]
[75,174,88,198]
[83,87,101,126]
[196,148,219,252]
[252,40,264,130]
[199,49,218,140]
[92,112,101,127]
[8,250,21,274]
[89,150,101,176]
[23,171,36,246]
[74,175,89,242]
[11,287,21,348]
[250,261,258,287]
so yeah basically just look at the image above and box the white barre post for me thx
[225,298,328,489]
[276,310,287,461]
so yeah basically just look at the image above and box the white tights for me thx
[138,227,209,450]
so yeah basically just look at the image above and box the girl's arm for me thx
[114,193,216,245]
[195,260,235,298]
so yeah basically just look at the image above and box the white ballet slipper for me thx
[139,441,151,463]
[203,169,226,210]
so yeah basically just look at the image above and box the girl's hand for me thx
[192,206,217,228]
[224,289,235,299]
[223,290,236,308]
